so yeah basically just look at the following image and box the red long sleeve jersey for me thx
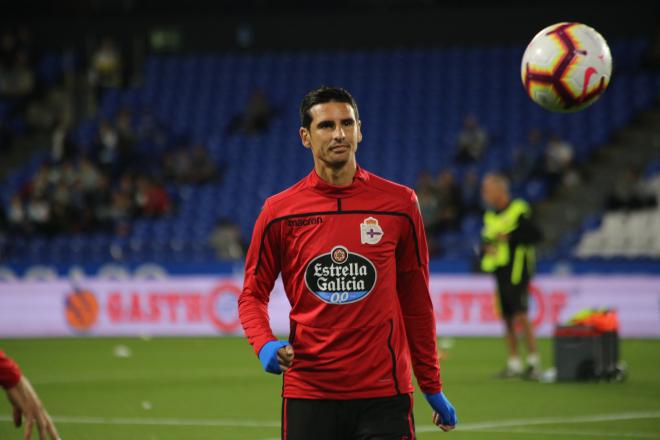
[239,166,442,399]
[0,350,22,389]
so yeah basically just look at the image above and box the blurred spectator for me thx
[135,176,171,217]
[50,181,75,233]
[543,133,574,187]
[59,161,79,187]
[138,107,168,148]
[415,171,441,256]
[94,119,123,175]
[90,37,122,93]
[116,172,135,201]
[189,145,220,184]
[26,195,51,235]
[163,147,192,183]
[0,51,35,99]
[79,157,102,194]
[435,169,463,232]
[461,168,482,215]
[90,174,115,231]
[110,190,134,236]
[415,169,465,255]
[28,164,52,199]
[209,218,245,260]
[163,144,220,185]
[511,129,543,184]
[456,114,488,163]
[607,167,658,211]
[416,171,440,230]
[109,172,138,235]
[227,88,276,135]
[50,118,77,164]
[7,196,27,235]
[116,107,136,150]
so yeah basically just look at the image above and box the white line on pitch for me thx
[416,410,660,433]
[473,427,660,438]
[0,410,658,432]
[0,414,279,428]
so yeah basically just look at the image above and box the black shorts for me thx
[282,393,415,440]
[496,274,530,318]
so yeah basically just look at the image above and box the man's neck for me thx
[495,196,511,211]
[315,159,357,187]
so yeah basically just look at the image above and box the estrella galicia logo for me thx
[304,245,377,305]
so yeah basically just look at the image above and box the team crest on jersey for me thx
[360,217,384,245]
[304,245,377,305]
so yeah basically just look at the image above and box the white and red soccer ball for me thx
[521,22,612,113]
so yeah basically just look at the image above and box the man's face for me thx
[481,176,500,207]
[300,101,362,169]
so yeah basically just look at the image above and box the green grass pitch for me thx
[1,337,659,439]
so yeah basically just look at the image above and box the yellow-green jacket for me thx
[481,198,542,285]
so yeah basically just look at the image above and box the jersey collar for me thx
[307,165,369,199]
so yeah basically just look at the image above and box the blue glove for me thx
[258,340,290,374]
[424,392,457,426]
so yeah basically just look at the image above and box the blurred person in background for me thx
[188,145,220,184]
[1,350,60,439]
[435,169,464,232]
[456,114,488,163]
[0,50,35,100]
[480,173,543,380]
[543,132,575,188]
[94,119,120,174]
[607,166,658,211]
[209,218,245,260]
[162,146,192,183]
[135,175,171,217]
[511,129,544,184]
[7,195,28,235]
[226,88,276,135]
[26,195,52,236]
[115,107,137,166]
[461,168,482,215]
[416,171,442,255]
[50,117,77,164]
[89,37,122,100]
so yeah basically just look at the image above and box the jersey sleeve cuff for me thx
[420,383,442,395]
[254,337,279,357]
[0,361,22,389]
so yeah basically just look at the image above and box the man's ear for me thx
[357,120,363,143]
[300,127,312,149]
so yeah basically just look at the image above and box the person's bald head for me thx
[481,173,511,209]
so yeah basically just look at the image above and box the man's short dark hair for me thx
[300,86,359,129]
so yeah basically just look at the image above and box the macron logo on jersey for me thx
[287,216,323,228]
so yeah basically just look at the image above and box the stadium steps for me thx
[536,98,660,257]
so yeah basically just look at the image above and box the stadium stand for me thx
[1,38,659,267]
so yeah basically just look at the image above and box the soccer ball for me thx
[521,22,612,113]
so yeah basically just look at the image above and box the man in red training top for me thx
[239,86,457,439]
[1,350,60,439]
